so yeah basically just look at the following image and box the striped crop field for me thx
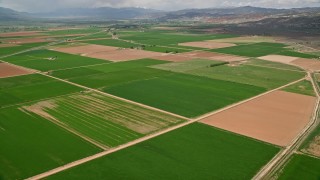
[22,92,185,148]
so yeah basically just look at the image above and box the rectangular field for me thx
[278,154,320,180]
[0,106,101,180]
[23,92,185,148]
[200,91,316,146]
[153,59,305,89]
[0,74,83,107]
[105,73,266,118]
[0,63,34,78]
[47,123,279,180]
[2,49,109,71]
[0,42,49,56]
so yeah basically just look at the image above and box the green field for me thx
[152,59,228,72]
[278,154,320,180]
[52,59,171,88]
[0,74,82,107]
[46,28,101,36]
[0,106,101,180]
[84,39,137,48]
[246,59,304,71]
[105,73,266,118]
[48,123,279,180]
[153,59,305,89]
[119,31,237,46]
[0,42,49,57]
[211,42,318,58]
[23,92,184,147]
[2,49,108,71]
[282,80,315,97]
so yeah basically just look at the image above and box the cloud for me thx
[0,0,319,12]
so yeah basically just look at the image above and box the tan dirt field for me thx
[200,90,316,146]
[0,44,18,47]
[54,44,163,61]
[54,44,118,55]
[291,58,320,71]
[179,41,236,49]
[0,63,34,78]
[302,136,320,157]
[4,38,49,44]
[0,31,43,37]
[88,49,163,61]
[152,54,194,62]
[180,51,247,62]
[258,55,299,64]
[210,36,275,43]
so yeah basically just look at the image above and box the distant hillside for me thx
[0,7,29,21]
[32,7,161,19]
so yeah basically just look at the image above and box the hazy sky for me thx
[1,0,319,12]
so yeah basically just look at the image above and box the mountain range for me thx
[0,6,319,21]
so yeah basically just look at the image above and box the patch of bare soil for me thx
[200,90,316,146]
[0,63,34,78]
[152,54,194,62]
[22,101,57,121]
[0,44,18,47]
[0,31,42,37]
[180,51,247,62]
[4,38,49,44]
[179,41,236,49]
[291,58,320,71]
[303,136,320,157]
[258,55,299,64]
[53,44,118,55]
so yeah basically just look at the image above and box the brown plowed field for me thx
[54,44,163,61]
[0,63,34,78]
[258,55,299,64]
[179,41,236,49]
[181,51,247,62]
[200,91,316,146]
[0,31,43,37]
[4,38,49,44]
[152,54,194,62]
[291,58,320,71]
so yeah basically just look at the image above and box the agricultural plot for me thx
[48,123,279,180]
[152,59,227,72]
[105,73,265,118]
[0,63,34,78]
[0,31,44,37]
[247,58,303,71]
[200,90,316,146]
[52,59,171,88]
[0,74,82,107]
[282,80,315,97]
[0,42,49,57]
[178,41,236,49]
[212,42,318,58]
[0,106,101,180]
[180,51,248,62]
[154,59,305,89]
[2,49,108,71]
[119,31,237,46]
[277,154,320,180]
[23,92,185,148]
[46,28,101,36]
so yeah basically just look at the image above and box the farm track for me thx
[253,72,320,180]
[1,32,315,179]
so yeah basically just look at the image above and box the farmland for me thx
[47,123,279,180]
[277,154,320,180]
[211,42,318,58]
[2,49,108,71]
[105,73,266,118]
[153,59,305,89]
[23,92,185,148]
[1,21,319,180]
[0,106,101,180]
[0,74,82,107]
